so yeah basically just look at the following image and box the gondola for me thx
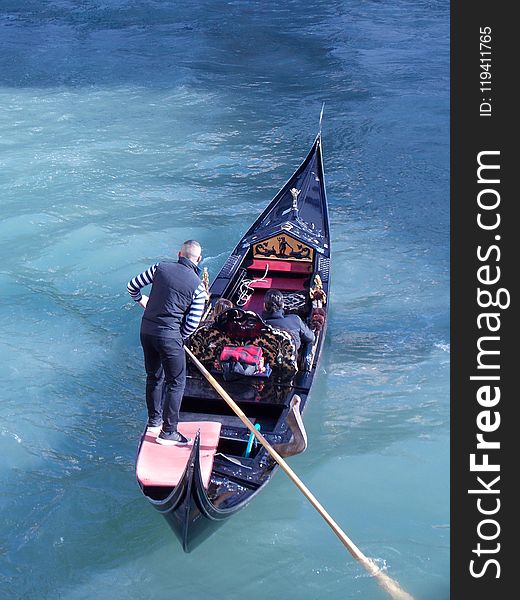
[135,130,330,552]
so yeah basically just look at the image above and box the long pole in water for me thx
[184,346,415,600]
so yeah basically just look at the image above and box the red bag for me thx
[220,345,265,372]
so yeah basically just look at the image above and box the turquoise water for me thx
[0,1,449,599]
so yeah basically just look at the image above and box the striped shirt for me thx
[127,263,208,338]
[180,282,208,338]
[127,264,158,302]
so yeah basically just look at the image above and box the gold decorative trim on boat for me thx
[253,233,313,262]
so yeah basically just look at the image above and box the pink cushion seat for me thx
[136,421,222,489]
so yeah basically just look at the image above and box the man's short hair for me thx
[264,289,284,313]
[180,240,202,261]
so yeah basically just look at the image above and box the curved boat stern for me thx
[167,431,228,553]
[137,423,225,553]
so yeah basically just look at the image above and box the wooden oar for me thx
[184,346,415,600]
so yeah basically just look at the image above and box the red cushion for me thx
[241,291,266,313]
[136,421,221,489]
[248,276,305,291]
[248,259,312,274]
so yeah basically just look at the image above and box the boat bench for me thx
[240,259,311,313]
[246,259,313,275]
[188,322,298,376]
[245,259,308,292]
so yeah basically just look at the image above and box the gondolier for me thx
[127,240,207,445]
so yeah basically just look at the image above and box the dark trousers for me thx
[140,333,186,433]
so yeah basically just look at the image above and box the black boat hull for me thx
[139,431,263,551]
[137,132,330,551]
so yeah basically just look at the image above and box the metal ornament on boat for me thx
[290,187,301,213]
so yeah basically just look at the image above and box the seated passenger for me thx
[262,289,314,352]
[203,298,234,325]
[213,298,233,319]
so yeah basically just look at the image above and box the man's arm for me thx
[127,263,158,307]
[181,282,208,339]
[299,317,315,345]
